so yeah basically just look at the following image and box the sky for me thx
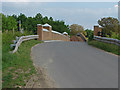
[1,1,119,30]
[1,0,120,2]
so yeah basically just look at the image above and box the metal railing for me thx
[94,36,120,46]
[11,35,39,53]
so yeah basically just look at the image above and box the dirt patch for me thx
[24,65,56,88]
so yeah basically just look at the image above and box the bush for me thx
[106,31,120,40]
[88,32,93,41]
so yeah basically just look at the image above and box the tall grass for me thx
[2,31,42,88]
[88,40,120,55]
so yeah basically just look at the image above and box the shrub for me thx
[105,31,120,40]
[88,32,93,41]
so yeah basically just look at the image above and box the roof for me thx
[52,30,63,35]
[63,32,68,35]
[43,29,49,32]
[42,23,52,27]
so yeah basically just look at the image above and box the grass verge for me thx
[88,40,120,55]
[0,32,2,90]
[2,31,42,88]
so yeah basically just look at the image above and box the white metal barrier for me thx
[94,36,120,46]
[12,35,39,53]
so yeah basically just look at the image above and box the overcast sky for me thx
[1,0,120,2]
[1,1,119,30]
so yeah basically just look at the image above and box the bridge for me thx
[37,24,70,41]
[10,24,118,88]
[31,41,118,88]
[29,25,118,88]
[37,23,87,42]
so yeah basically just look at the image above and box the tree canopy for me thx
[2,13,70,35]
[98,17,119,37]
[2,14,17,32]
[70,24,84,35]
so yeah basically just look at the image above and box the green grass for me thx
[88,40,120,55]
[0,32,2,90]
[2,31,42,88]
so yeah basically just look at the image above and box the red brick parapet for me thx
[94,25,102,36]
[37,24,43,41]
[37,23,70,41]
[94,26,99,36]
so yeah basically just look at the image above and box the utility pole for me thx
[18,20,21,31]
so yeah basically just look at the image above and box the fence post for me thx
[37,24,43,41]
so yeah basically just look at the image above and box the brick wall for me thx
[94,26,99,36]
[37,24,70,41]
[94,25,102,36]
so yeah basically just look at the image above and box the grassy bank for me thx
[88,40,120,55]
[0,32,2,90]
[2,31,42,88]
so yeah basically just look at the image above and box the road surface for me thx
[31,41,118,88]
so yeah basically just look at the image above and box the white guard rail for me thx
[12,35,39,53]
[94,36,120,46]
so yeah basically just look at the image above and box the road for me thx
[31,41,118,88]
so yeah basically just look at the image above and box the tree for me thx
[34,13,43,24]
[17,13,27,30]
[42,16,49,24]
[70,24,84,35]
[2,14,17,31]
[84,29,93,37]
[26,17,34,31]
[98,17,119,37]
[7,16,17,31]
[35,13,42,19]
[2,13,70,35]
[50,20,70,34]
[12,14,17,20]
[84,29,93,41]
[2,14,7,31]
[49,17,53,21]
[0,13,2,31]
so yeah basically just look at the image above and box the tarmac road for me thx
[31,41,118,88]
